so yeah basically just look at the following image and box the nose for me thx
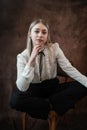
[38,32,43,37]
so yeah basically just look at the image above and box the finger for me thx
[35,44,42,48]
[34,45,42,51]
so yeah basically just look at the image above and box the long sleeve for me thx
[55,43,87,88]
[16,50,34,91]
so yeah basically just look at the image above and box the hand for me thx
[28,44,42,66]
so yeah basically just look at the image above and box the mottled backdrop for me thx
[0,0,87,130]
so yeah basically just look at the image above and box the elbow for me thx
[16,80,29,92]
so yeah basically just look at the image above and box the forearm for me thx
[16,77,30,91]
[58,58,87,88]
[61,64,87,87]
[16,64,34,91]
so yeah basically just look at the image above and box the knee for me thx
[10,92,20,109]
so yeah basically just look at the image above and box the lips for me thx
[36,39,43,42]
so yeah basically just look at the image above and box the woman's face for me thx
[30,23,48,47]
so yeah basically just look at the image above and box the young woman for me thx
[10,19,87,120]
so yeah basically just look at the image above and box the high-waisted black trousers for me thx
[10,78,87,120]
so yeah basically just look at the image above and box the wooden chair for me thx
[22,113,28,130]
[22,72,69,130]
[48,110,60,130]
[22,110,61,130]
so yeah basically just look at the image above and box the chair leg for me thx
[48,111,60,130]
[22,113,28,130]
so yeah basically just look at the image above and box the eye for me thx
[42,31,47,35]
[34,30,39,33]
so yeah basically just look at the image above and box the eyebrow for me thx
[34,28,47,31]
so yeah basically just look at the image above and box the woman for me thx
[10,19,87,120]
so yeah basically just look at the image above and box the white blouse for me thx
[16,43,87,91]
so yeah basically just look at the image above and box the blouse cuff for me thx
[85,82,87,88]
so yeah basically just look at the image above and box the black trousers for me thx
[10,78,87,120]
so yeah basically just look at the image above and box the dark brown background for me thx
[0,0,87,130]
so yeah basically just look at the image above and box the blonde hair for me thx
[26,19,52,56]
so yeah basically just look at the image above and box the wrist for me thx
[28,59,35,67]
